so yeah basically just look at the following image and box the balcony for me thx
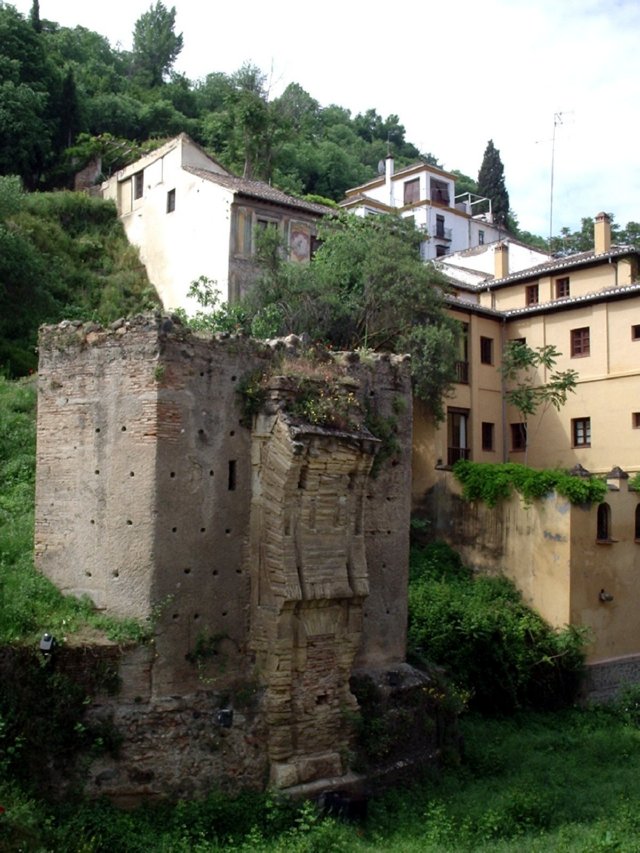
[448,446,470,466]
[433,225,452,241]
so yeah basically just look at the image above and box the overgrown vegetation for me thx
[407,542,585,714]
[185,215,460,420]
[5,701,640,850]
[453,459,608,507]
[0,177,157,374]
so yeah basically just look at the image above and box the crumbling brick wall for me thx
[35,315,413,799]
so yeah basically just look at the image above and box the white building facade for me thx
[101,135,330,312]
[340,154,506,260]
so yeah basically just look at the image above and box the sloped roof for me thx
[444,282,640,321]
[490,246,639,287]
[184,166,334,216]
[502,282,640,317]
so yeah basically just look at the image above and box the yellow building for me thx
[414,214,640,696]
[414,213,640,489]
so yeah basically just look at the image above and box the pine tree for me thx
[477,139,510,227]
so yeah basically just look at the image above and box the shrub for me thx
[407,542,585,713]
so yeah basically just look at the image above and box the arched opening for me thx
[596,503,611,542]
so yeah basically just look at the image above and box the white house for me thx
[340,154,508,260]
[101,134,331,312]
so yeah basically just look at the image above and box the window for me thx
[255,218,278,253]
[511,337,526,346]
[403,178,420,204]
[482,422,495,451]
[596,503,611,542]
[435,244,448,258]
[635,505,640,541]
[572,417,591,447]
[436,214,446,238]
[478,230,485,245]
[570,327,590,357]
[310,235,322,258]
[510,423,527,451]
[632,324,640,341]
[480,336,493,365]
[447,408,470,466]
[556,277,570,298]
[166,189,176,213]
[430,178,450,205]
[234,208,253,256]
[133,170,143,200]
[525,284,539,306]
[633,412,640,429]
[455,323,469,383]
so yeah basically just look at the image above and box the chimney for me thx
[594,211,611,255]
[385,153,395,206]
[494,242,509,279]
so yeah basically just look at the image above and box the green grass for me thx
[3,704,640,850]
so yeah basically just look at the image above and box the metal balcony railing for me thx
[433,225,453,241]
[455,360,469,383]
[447,447,470,466]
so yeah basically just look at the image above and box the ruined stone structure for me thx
[35,315,417,801]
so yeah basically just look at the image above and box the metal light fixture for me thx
[215,709,233,728]
[39,632,56,660]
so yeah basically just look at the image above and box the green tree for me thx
[500,341,578,462]
[477,139,510,227]
[245,213,460,419]
[132,1,183,87]
[0,3,59,186]
[29,0,41,32]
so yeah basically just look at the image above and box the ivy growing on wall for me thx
[453,460,607,508]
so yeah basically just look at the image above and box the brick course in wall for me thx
[35,315,414,799]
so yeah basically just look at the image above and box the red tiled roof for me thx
[184,167,334,216]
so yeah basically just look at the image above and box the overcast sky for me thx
[12,0,640,237]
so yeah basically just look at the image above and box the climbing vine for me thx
[453,460,607,507]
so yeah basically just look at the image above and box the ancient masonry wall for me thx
[35,316,413,800]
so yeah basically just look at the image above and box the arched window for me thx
[597,503,611,542]
[635,505,640,541]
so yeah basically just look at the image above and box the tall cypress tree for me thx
[477,139,510,227]
[29,0,41,32]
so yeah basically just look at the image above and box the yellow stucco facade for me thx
[416,217,640,688]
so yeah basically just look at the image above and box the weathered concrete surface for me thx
[35,316,415,800]
[422,468,640,674]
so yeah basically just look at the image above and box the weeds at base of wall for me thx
[0,647,122,796]
[348,671,460,774]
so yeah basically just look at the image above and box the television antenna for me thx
[548,112,565,251]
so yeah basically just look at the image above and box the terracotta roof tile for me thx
[184,167,334,216]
